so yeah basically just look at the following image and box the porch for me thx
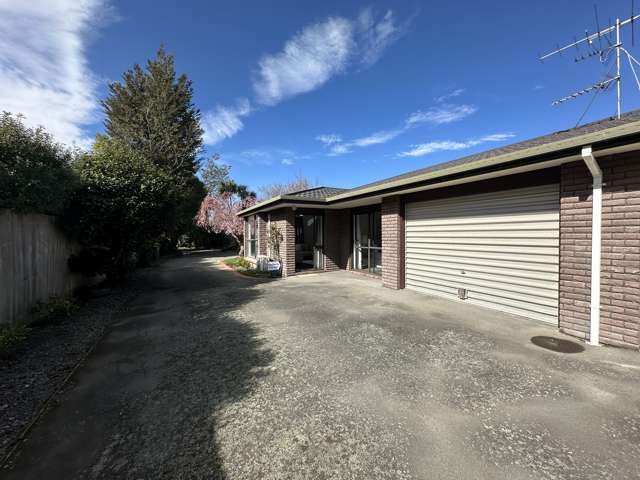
[244,205,382,278]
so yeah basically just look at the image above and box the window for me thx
[267,214,271,258]
[247,215,257,257]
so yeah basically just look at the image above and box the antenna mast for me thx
[617,17,622,118]
[540,5,640,120]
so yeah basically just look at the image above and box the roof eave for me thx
[238,195,283,216]
[325,119,640,202]
[237,195,329,216]
[239,118,640,216]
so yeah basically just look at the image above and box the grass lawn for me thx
[223,257,272,278]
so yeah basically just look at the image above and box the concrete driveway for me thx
[3,251,640,479]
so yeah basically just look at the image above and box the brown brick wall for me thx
[403,168,560,203]
[270,208,296,277]
[324,209,351,271]
[559,161,593,340]
[257,213,267,256]
[382,196,405,289]
[559,153,640,348]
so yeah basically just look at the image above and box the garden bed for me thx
[222,257,273,278]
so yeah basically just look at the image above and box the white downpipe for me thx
[581,146,602,346]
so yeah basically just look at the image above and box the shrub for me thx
[223,256,272,278]
[267,223,283,261]
[31,296,79,326]
[224,257,254,269]
[72,285,93,302]
[62,136,176,277]
[68,246,112,276]
[0,323,31,358]
[0,112,78,214]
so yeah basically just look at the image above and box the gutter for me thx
[239,125,640,218]
[581,146,603,346]
[238,195,326,216]
[328,121,640,203]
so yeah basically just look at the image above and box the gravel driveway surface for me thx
[0,281,139,462]
[3,251,640,479]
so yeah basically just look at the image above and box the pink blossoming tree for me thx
[195,192,256,254]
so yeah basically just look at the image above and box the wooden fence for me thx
[0,209,86,325]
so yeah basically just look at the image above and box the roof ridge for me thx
[286,185,346,195]
[284,186,324,195]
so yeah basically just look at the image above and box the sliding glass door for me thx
[295,213,324,271]
[353,210,382,274]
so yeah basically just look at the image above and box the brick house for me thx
[239,112,640,349]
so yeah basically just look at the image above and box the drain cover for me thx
[531,336,585,353]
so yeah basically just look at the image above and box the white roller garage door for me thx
[405,184,560,324]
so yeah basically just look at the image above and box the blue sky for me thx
[3,0,640,192]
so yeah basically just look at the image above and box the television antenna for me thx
[539,3,640,121]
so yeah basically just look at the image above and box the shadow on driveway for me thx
[3,251,274,479]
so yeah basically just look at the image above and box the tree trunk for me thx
[230,233,243,256]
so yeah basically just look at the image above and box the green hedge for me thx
[0,112,77,215]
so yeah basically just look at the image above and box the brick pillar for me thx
[560,154,640,349]
[257,213,267,256]
[271,208,295,277]
[241,217,248,257]
[382,196,404,289]
[559,161,593,340]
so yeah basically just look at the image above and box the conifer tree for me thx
[102,46,203,185]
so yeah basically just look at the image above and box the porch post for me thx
[381,196,405,289]
[280,208,296,277]
[257,213,268,256]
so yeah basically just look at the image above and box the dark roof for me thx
[239,109,640,216]
[346,109,640,192]
[286,186,349,200]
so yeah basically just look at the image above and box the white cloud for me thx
[328,143,351,156]
[398,133,515,157]
[205,9,408,144]
[228,148,273,166]
[406,104,477,126]
[434,88,465,103]
[357,9,403,67]
[253,17,354,106]
[222,148,308,166]
[253,9,406,106]
[320,103,477,156]
[324,128,400,155]
[352,129,402,147]
[479,133,515,142]
[398,141,470,157]
[316,133,342,145]
[202,98,251,145]
[0,0,110,147]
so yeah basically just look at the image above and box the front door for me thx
[353,210,382,274]
[295,214,324,271]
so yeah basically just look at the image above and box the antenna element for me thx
[539,5,640,120]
